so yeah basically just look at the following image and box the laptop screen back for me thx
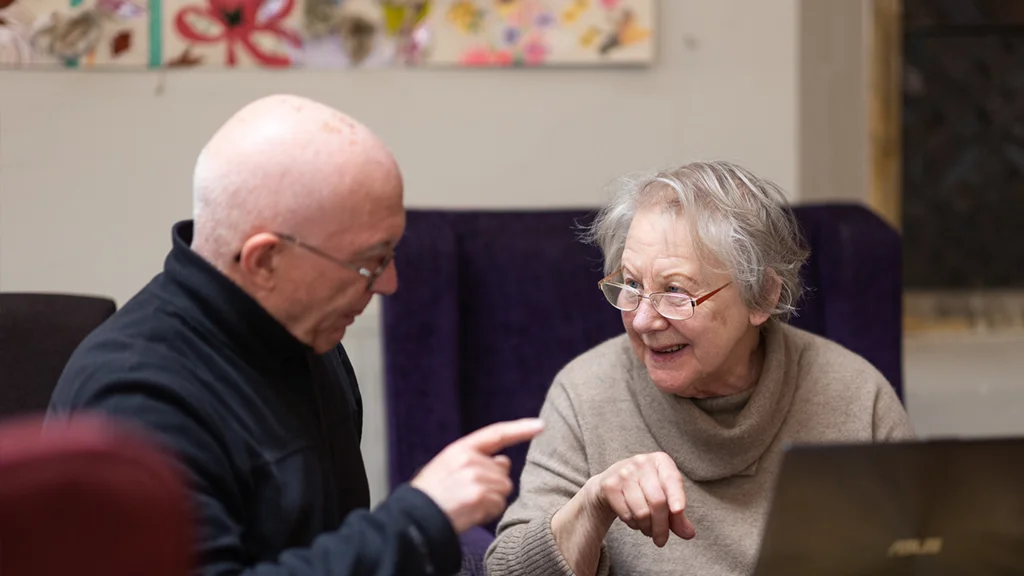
[753,439,1024,576]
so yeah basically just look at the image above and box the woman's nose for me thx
[631,297,668,333]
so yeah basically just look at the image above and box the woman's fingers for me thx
[669,509,696,540]
[654,454,687,515]
[638,472,670,547]
[654,453,695,540]
[597,452,695,544]
[600,477,637,530]
[622,480,652,537]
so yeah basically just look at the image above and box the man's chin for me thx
[327,321,354,348]
[309,330,346,353]
[310,312,361,351]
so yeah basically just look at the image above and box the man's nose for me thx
[371,261,399,295]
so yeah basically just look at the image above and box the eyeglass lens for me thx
[600,283,695,320]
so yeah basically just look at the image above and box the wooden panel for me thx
[870,0,903,231]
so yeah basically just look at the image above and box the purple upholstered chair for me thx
[381,204,903,570]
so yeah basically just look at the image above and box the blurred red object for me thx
[0,413,193,576]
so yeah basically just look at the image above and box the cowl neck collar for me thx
[627,321,796,482]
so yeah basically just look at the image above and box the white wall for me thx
[905,331,1024,439]
[1,0,817,504]
[1,1,804,305]
[797,0,870,203]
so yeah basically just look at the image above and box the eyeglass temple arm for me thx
[597,268,624,288]
[232,233,365,276]
[694,282,731,305]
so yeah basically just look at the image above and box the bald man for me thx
[48,95,543,576]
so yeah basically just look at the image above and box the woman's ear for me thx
[749,268,782,327]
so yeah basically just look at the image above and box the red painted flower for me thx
[459,46,515,67]
[522,40,546,65]
[175,0,300,66]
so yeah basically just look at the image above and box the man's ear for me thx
[749,268,782,327]
[237,232,283,288]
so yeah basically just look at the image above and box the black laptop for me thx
[752,438,1024,576]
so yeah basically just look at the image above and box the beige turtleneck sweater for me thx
[485,322,914,576]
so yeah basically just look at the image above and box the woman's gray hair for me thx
[582,160,810,321]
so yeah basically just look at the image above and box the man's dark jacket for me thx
[48,220,461,575]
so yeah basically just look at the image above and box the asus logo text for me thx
[887,537,943,557]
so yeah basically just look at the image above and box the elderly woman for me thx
[484,161,913,576]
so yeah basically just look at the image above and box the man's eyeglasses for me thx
[598,269,730,321]
[233,232,393,290]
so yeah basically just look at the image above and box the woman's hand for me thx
[550,452,695,576]
[588,452,696,547]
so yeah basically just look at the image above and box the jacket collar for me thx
[160,220,311,365]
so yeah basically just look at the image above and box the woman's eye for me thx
[666,286,681,293]
[625,279,641,290]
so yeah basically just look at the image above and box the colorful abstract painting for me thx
[160,0,432,67]
[0,0,150,67]
[1,0,654,68]
[160,0,302,67]
[296,0,432,67]
[430,0,654,66]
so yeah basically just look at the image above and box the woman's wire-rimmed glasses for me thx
[598,269,730,320]
[233,232,393,290]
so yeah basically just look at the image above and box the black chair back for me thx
[0,293,116,419]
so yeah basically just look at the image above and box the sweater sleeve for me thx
[485,378,610,576]
[48,383,462,576]
[872,376,916,442]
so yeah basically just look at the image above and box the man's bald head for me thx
[189,94,406,352]
[191,94,401,266]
